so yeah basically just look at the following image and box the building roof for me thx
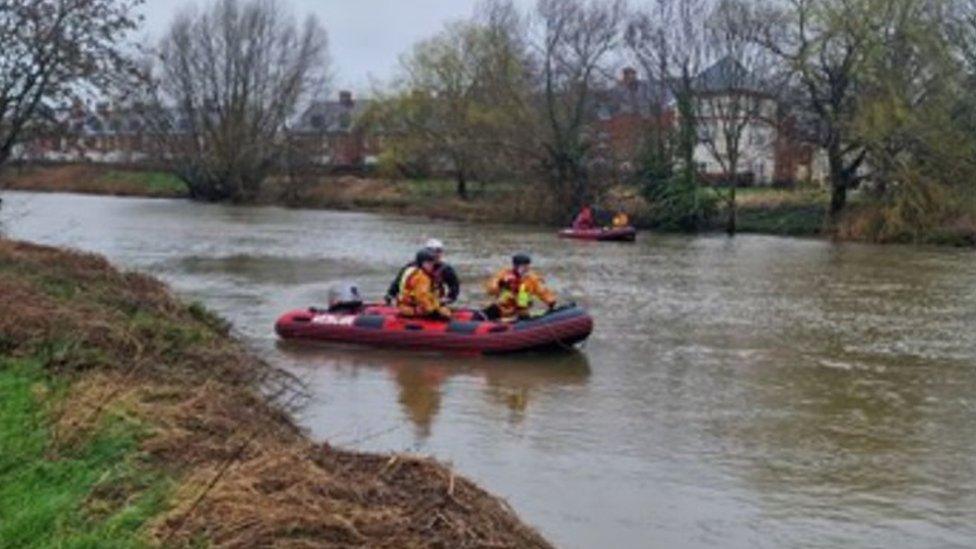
[692,56,766,94]
[595,76,674,119]
[296,94,372,134]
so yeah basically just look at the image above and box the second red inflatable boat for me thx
[558,226,637,241]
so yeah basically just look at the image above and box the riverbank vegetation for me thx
[1,163,831,235]
[0,238,552,547]
[0,164,187,198]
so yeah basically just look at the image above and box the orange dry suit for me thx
[398,266,451,318]
[612,212,630,228]
[486,269,557,319]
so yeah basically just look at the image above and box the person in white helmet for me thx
[385,238,460,306]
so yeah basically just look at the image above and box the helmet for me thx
[424,238,444,252]
[415,248,437,265]
[327,283,363,308]
[512,253,531,266]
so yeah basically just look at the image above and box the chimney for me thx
[339,90,353,107]
[622,67,638,90]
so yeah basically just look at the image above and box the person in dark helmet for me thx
[397,249,452,319]
[483,253,557,320]
[385,238,460,305]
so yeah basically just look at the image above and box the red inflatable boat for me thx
[558,226,637,241]
[275,304,593,354]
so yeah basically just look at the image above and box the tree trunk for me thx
[827,141,848,220]
[726,185,737,236]
[830,181,848,217]
[455,170,468,200]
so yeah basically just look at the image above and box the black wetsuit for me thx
[386,261,460,303]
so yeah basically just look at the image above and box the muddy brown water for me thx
[3,190,976,548]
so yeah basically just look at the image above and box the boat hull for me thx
[275,304,593,354]
[558,227,637,241]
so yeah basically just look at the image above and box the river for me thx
[2,190,975,548]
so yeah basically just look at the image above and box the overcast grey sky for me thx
[138,0,537,96]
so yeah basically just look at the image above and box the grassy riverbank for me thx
[0,164,187,198]
[733,187,827,236]
[8,163,974,244]
[0,238,551,548]
[3,163,824,233]
[278,175,832,236]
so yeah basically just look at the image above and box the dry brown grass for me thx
[272,175,563,225]
[0,164,186,197]
[834,182,976,246]
[0,238,552,548]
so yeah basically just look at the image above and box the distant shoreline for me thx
[4,162,973,246]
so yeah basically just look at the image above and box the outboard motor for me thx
[326,282,364,313]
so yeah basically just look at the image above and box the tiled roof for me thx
[692,56,765,94]
[595,78,674,118]
[296,98,372,133]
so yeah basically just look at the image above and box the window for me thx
[697,124,712,141]
[310,114,325,129]
[749,128,767,146]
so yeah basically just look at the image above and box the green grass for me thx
[731,186,827,235]
[736,203,825,235]
[0,358,171,548]
[397,178,522,199]
[101,170,187,196]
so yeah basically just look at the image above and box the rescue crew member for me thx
[612,211,630,228]
[572,205,595,230]
[398,249,452,319]
[385,238,460,305]
[484,253,557,320]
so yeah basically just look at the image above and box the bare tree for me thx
[142,0,329,201]
[0,0,142,170]
[378,13,530,199]
[751,0,882,219]
[533,0,626,214]
[942,0,976,139]
[473,0,539,182]
[951,0,976,74]
[698,0,779,234]
[627,0,712,223]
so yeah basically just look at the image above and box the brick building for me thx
[14,101,151,164]
[15,68,820,185]
[15,91,381,171]
[593,61,822,186]
[293,90,381,169]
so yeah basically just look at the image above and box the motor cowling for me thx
[327,283,364,312]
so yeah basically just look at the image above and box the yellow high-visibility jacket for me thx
[486,269,556,318]
[398,267,449,317]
